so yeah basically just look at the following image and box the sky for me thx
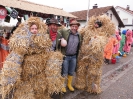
[26,0,133,12]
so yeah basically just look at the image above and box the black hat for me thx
[47,18,61,26]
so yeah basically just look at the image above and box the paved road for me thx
[72,60,133,99]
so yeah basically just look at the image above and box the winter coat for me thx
[56,28,82,56]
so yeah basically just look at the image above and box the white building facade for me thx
[106,10,120,30]
[115,6,133,31]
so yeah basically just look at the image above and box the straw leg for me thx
[74,63,87,90]
[86,66,102,94]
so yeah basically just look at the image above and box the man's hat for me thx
[69,19,80,26]
[47,18,61,26]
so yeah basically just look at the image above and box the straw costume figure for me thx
[1,17,64,99]
[75,15,116,94]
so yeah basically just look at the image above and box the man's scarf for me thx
[49,29,57,41]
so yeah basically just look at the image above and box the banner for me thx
[0,7,7,19]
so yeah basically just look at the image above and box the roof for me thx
[0,0,77,18]
[115,6,133,15]
[70,6,124,27]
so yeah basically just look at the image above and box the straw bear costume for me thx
[75,15,116,93]
[1,17,64,99]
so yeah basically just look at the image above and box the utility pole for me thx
[86,0,90,24]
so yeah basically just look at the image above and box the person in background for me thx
[56,19,82,92]
[118,28,121,36]
[47,18,61,51]
[104,35,118,64]
[0,30,2,68]
[132,29,133,37]
[123,30,133,54]
[0,29,9,69]
[112,30,122,57]
[3,29,11,40]
[132,30,133,47]
[119,30,127,56]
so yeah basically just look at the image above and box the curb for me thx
[101,58,133,91]
[102,58,133,79]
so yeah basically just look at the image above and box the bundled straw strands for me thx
[75,15,116,94]
[1,17,64,99]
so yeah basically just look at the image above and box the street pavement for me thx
[61,48,133,99]
[72,60,133,99]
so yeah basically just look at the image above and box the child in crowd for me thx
[112,30,122,56]
[119,30,126,54]
[104,35,118,64]
[123,30,133,54]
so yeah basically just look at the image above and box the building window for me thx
[123,19,128,24]
[110,14,112,20]
[117,11,120,15]
[106,13,109,16]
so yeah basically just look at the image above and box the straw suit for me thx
[74,15,116,94]
[1,17,64,99]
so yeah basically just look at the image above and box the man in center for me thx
[56,19,82,92]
